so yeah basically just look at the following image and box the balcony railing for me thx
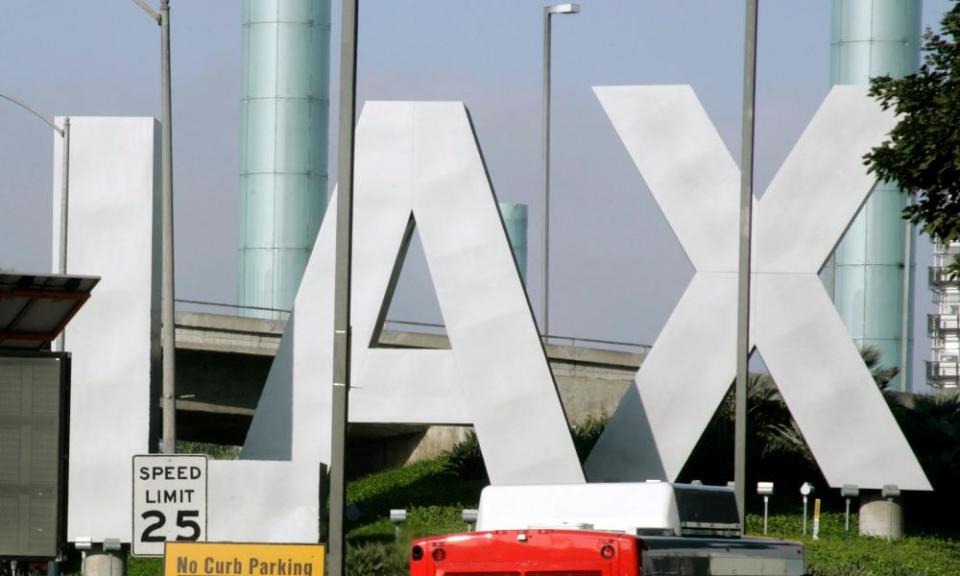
[929,313,960,339]
[934,289,960,308]
[930,267,960,289]
[927,361,960,389]
[934,241,960,256]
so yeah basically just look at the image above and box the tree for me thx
[864,3,960,244]
[863,346,900,391]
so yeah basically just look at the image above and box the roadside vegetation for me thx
[111,411,960,576]
[342,448,960,576]
[106,355,960,576]
[746,513,960,576]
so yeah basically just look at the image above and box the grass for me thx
[343,463,960,576]
[746,513,960,576]
[345,459,960,576]
[127,556,164,576]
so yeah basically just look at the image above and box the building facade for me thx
[928,242,960,389]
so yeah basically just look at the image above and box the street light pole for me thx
[55,117,71,355]
[330,0,360,575]
[542,3,579,339]
[130,0,176,454]
[58,117,70,278]
[734,0,759,529]
[158,0,177,456]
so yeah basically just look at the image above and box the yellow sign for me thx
[164,543,325,576]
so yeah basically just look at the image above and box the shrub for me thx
[572,415,606,463]
[440,430,486,481]
[440,418,610,482]
[346,542,406,576]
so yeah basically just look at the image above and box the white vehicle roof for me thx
[476,482,740,537]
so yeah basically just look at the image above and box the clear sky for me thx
[0,1,953,390]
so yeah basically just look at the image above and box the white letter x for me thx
[585,85,930,490]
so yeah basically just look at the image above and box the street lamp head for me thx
[547,3,580,15]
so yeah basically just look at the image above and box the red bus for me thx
[409,483,805,576]
[410,529,804,576]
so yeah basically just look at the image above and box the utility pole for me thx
[131,0,176,457]
[56,117,70,352]
[541,3,579,338]
[734,0,759,529]
[542,6,552,338]
[329,0,359,575]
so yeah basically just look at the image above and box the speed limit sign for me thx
[132,455,208,556]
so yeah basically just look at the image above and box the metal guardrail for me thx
[383,319,447,335]
[175,299,651,355]
[385,319,651,354]
[542,334,651,354]
[175,298,291,315]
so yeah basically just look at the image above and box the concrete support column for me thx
[859,491,904,539]
[81,552,123,576]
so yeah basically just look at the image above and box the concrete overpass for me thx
[173,310,648,471]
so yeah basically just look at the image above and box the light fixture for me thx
[841,484,859,538]
[882,484,900,541]
[800,482,815,535]
[462,509,479,531]
[757,482,774,535]
[390,509,407,540]
[103,539,122,552]
[882,484,900,499]
[546,3,580,15]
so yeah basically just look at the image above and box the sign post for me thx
[132,454,208,556]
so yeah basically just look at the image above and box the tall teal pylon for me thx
[827,0,921,391]
[238,0,332,318]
